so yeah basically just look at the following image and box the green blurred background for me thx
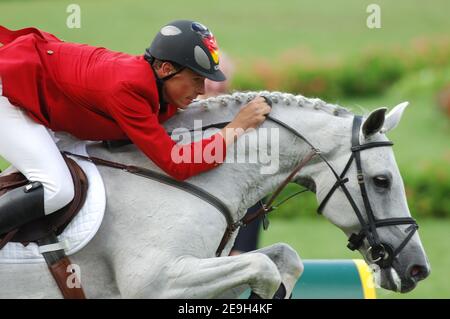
[0,0,449,298]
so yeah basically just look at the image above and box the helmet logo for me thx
[160,25,182,36]
[191,22,220,65]
[202,35,219,64]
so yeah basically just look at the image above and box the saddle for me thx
[0,153,88,298]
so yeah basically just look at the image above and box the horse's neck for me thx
[161,93,353,219]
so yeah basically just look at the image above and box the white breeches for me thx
[0,86,74,215]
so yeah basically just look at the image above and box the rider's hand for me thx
[231,96,272,130]
[220,96,272,147]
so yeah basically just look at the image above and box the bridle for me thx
[313,115,418,268]
[65,98,418,267]
[260,112,418,268]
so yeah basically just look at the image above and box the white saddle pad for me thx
[0,141,106,264]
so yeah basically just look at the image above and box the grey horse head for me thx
[295,101,430,292]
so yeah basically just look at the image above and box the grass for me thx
[0,0,449,61]
[259,217,450,299]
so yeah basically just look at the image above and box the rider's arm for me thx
[107,83,227,181]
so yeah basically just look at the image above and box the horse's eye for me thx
[373,175,390,189]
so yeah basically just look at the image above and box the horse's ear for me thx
[380,102,409,134]
[362,107,387,138]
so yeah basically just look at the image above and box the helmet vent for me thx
[194,45,211,70]
[160,25,182,36]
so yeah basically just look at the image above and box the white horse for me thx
[0,92,430,298]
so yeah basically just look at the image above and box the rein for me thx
[62,145,316,257]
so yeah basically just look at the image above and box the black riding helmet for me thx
[145,20,226,82]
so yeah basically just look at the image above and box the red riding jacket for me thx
[0,26,226,181]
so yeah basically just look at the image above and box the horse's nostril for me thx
[411,266,420,277]
[410,265,429,281]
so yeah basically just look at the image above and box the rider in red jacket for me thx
[0,20,271,236]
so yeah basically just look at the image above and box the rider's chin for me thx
[177,99,189,109]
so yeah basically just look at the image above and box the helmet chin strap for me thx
[145,55,184,113]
